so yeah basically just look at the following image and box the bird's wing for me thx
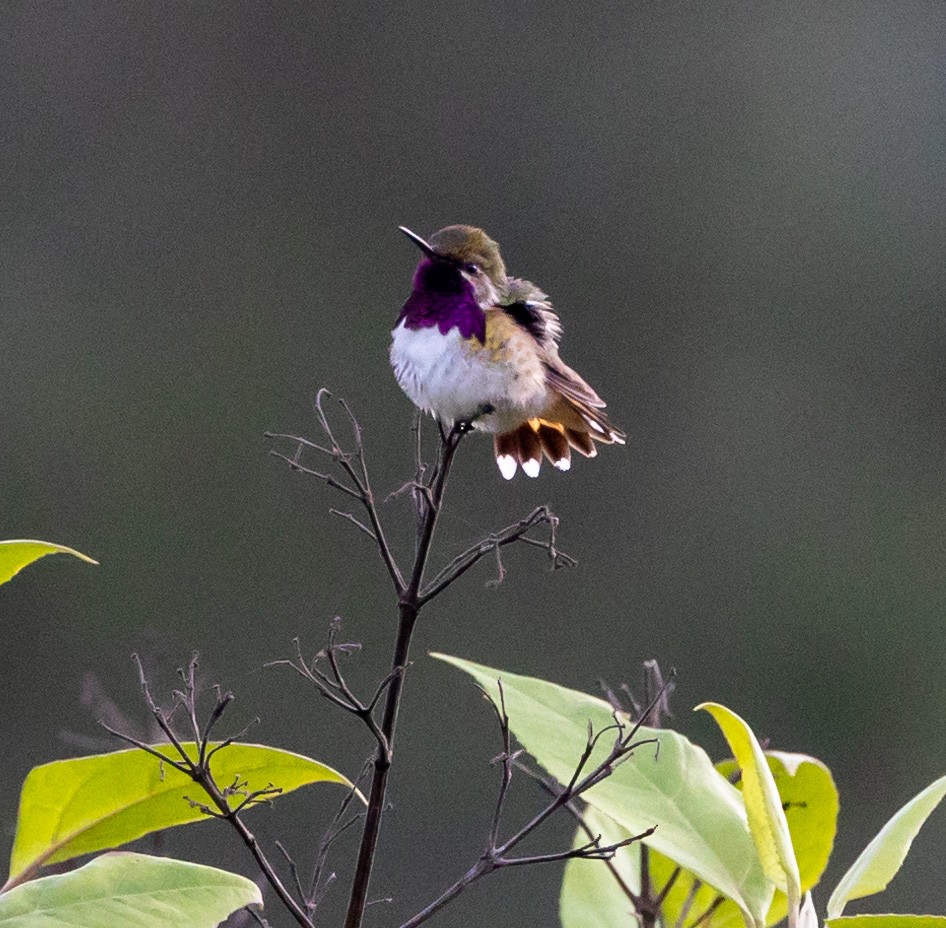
[499,277,608,409]
[543,362,607,409]
[499,277,562,351]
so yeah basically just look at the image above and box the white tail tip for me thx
[522,458,541,478]
[496,455,518,480]
[553,457,571,471]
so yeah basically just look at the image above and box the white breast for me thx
[390,321,548,432]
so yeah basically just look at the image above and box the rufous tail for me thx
[492,394,625,480]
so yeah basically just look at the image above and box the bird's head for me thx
[400,224,508,306]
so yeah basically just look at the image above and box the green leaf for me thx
[6,742,353,888]
[432,654,774,927]
[827,774,946,918]
[556,751,836,928]
[827,918,946,928]
[560,805,642,928]
[0,539,97,586]
[699,703,802,924]
[651,751,839,928]
[0,852,261,927]
[753,752,838,894]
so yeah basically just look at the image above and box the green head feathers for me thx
[427,225,508,288]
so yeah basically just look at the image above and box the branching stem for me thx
[342,425,464,928]
[267,397,579,928]
[398,683,660,928]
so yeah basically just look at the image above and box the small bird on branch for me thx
[391,224,625,479]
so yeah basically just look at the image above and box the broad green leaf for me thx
[560,805,642,928]
[556,751,836,928]
[6,742,353,888]
[827,919,946,928]
[827,774,946,918]
[748,752,838,893]
[635,751,838,928]
[699,703,801,924]
[0,852,260,927]
[433,654,774,927]
[0,539,97,586]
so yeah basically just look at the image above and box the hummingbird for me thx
[390,224,625,479]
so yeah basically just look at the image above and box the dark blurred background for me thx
[3,1,946,923]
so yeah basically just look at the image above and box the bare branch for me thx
[243,905,272,928]
[275,841,307,908]
[653,864,682,908]
[268,393,405,595]
[419,506,576,604]
[268,450,363,500]
[309,765,371,910]
[365,666,403,714]
[344,424,466,928]
[400,674,659,928]
[329,509,378,542]
[96,724,190,773]
[202,688,235,746]
[687,896,725,928]
[564,793,643,911]
[674,879,703,928]
[269,625,390,755]
[498,828,655,867]
[108,657,315,928]
[481,681,514,849]
[269,398,594,928]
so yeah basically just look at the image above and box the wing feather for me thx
[544,363,606,409]
[500,278,562,350]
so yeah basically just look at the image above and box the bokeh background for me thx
[4,1,946,923]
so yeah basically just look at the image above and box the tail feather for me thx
[564,428,596,457]
[517,425,542,477]
[491,389,625,479]
[537,423,571,471]
[493,423,544,479]
[494,431,520,480]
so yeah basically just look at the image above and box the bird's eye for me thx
[464,263,479,275]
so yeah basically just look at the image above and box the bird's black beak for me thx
[399,226,438,260]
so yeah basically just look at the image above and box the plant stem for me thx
[640,661,672,928]
[343,427,463,928]
[398,859,491,928]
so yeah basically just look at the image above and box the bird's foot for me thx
[456,403,495,433]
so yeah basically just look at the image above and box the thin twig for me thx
[398,680,660,928]
[275,841,307,906]
[553,784,642,911]
[329,509,378,542]
[244,906,272,928]
[309,774,367,911]
[269,627,390,755]
[653,865,682,908]
[267,390,405,594]
[674,879,702,928]
[418,506,575,604]
[103,657,315,928]
[687,896,725,928]
[481,682,518,849]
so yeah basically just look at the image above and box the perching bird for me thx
[390,224,625,479]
